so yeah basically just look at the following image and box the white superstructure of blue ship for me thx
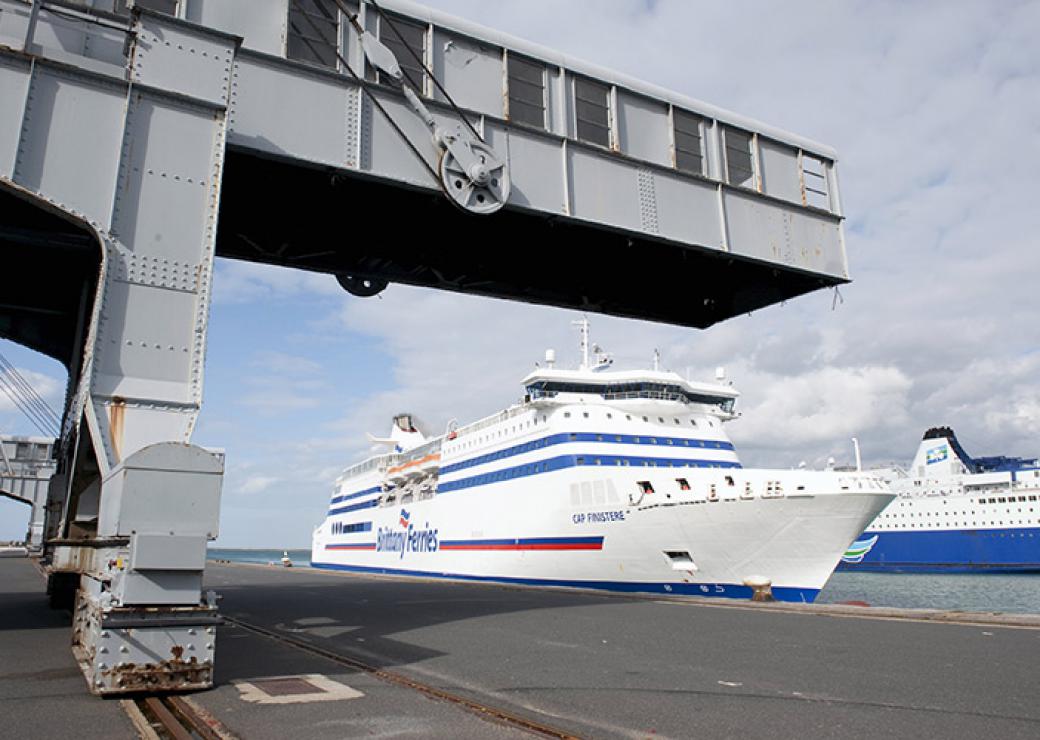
[312,322,893,602]
[840,427,1040,572]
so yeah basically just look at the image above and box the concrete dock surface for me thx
[3,557,1039,739]
[0,558,135,740]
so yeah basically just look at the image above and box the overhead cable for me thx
[0,351,60,437]
[0,352,61,429]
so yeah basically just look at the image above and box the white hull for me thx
[313,465,890,602]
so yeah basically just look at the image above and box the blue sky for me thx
[3,0,1040,546]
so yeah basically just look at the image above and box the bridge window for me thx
[574,77,611,148]
[379,13,427,92]
[287,0,339,69]
[801,153,830,209]
[507,54,546,129]
[723,126,756,188]
[673,109,705,175]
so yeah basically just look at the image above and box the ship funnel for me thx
[909,427,975,477]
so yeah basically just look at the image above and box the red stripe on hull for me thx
[439,543,603,551]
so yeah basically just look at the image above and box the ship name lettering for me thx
[575,510,625,524]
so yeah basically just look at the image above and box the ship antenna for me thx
[572,317,590,370]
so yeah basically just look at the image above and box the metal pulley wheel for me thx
[439,141,510,215]
[336,273,388,297]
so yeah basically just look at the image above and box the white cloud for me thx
[235,475,281,496]
[235,350,334,415]
[730,366,913,457]
[212,260,343,305]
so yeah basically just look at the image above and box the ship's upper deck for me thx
[522,368,738,415]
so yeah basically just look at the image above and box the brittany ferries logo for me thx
[926,446,949,465]
[376,509,439,559]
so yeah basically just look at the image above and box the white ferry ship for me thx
[312,323,893,602]
[840,427,1040,572]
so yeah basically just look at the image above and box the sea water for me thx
[209,548,311,566]
[818,571,1040,614]
[208,548,1040,614]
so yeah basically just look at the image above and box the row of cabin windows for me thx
[638,477,787,498]
[528,381,736,412]
[331,521,371,535]
[451,413,718,452]
[562,411,716,429]
[447,411,719,457]
[885,507,1037,518]
[284,3,830,209]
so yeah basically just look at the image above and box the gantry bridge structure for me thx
[0,0,849,693]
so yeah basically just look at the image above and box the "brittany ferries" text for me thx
[376,523,439,559]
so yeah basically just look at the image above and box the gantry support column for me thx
[0,436,56,551]
[0,5,238,693]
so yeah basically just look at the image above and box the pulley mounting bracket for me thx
[356,28,510,214]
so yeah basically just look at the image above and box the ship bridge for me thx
[0,0,850,694]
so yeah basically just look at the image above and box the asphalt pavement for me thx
[200,562,1040,740]
[3,556,1038,740]
[0,558,135,740]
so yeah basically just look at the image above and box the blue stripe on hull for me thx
[440,432,735,475]
[309,560,820,603]
[438,453,739,495]
[838,526,1040,573]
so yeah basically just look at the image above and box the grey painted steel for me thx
[0,2,234,694]
[0,434,56,549]
[0,0,853,696]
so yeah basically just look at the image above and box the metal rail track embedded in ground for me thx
[223,616,582,739]
[127,694,236,740]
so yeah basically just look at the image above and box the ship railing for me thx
[453,405,530,439]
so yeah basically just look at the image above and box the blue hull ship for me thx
[838,428,1040,573]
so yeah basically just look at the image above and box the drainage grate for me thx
[252,677,324,697]
[235,674,364,704]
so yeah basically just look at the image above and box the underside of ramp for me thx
[0,188,98,367]
[217,150,842,327]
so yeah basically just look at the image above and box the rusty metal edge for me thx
[120,698,160,740]
[167,695,240,740]
[142,696,193,740]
